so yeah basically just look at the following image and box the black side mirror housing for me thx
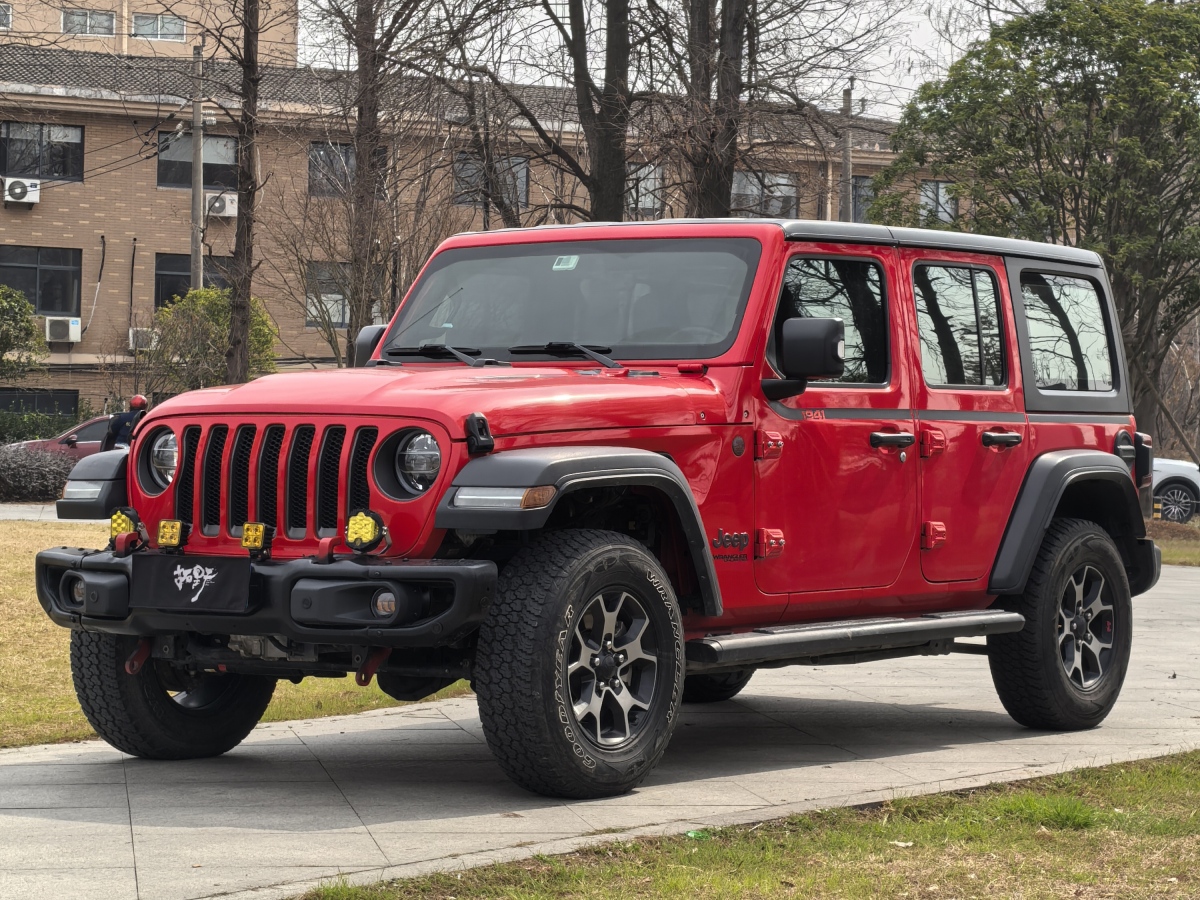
[63,434,79,447]
[353,324,387,368]
[762,317,845,401]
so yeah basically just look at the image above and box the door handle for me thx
[870,431,916,448]
[982,430,1023,448]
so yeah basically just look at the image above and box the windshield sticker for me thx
[552,255,580,271]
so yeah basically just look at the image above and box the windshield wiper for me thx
[508,342,622,369]
[386,343,509,367]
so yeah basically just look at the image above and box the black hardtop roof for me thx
[488,219,1102,268]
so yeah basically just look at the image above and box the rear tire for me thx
[475,529,684,799]
[71,632,276,759]
[683,669,755,703]
[987,518,1132,731]
[1156,481,1196,524]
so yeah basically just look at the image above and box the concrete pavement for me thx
[1,567,1197,900]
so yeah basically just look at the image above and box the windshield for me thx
[384,238,762,361]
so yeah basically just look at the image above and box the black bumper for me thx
[35,547,496,647]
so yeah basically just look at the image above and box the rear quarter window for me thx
[1019,272,1114,392]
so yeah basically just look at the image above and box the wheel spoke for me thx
[611,683,649,738]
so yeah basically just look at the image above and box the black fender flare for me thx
[56,449,129,520]
[990,449,1157,597]
[435,447,721,617]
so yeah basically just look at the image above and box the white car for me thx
[1154,457,1200,524]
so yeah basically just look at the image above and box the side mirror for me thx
[63,434,79,447]
[763,317,845,401]
[353,324,386,368]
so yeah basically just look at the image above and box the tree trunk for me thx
[226,0,260,385]
[583,0,631,221]
[685,0,745,218]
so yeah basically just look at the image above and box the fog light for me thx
[346,510,385,553]
[241,522,267,551]
[158,519,184,549]
[110,508,140,540]
[68,575,86,606]
[372,589,398,618]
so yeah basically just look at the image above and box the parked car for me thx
[1153,457,1200,523]
[5,415,115,461]
[39,220,1159,800]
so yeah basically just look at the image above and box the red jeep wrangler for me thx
[38,220,1159,799]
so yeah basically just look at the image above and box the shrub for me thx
[0,411,80,445]
[0,447,76,502]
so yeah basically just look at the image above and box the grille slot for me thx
[175,426,201,525]
[201,426,229,535]
[348,427,378,512]
[286,426,316,538]
[228,425,257,534]
[316,426,346,535]
[257,425,285,532]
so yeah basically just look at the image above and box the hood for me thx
[142,365,730,438]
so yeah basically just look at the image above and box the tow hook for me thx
[124,637,153,675]
[355,647,391,686]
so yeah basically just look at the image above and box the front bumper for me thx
[35,547,496,647]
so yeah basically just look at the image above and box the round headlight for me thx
[149,431,178,489]
[395,431,441,494]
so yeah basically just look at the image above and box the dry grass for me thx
[307,752,1200,900]
[0,520,469,749]
[1146,519,1200,566]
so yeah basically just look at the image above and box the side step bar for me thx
[685,609,1025,670]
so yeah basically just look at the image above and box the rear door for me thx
[753,246,919,595]
[902,250,1030,583]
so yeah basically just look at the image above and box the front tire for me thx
[474,529,684,799]
[987,518,1132,731]
[71,632,276,759]
[683,669,755,703]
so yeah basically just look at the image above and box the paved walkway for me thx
[0,503,92,523]
[2,568,1197,900]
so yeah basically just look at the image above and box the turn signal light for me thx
[346,510,385,553]
[110,508,140,540]
[520,486,557,509]
[157,519,184,549]
[241,522,267,551]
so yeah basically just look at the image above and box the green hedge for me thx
[0,406,95,445]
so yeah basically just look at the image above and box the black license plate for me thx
[131,553,252,612]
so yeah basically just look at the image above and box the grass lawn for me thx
[307,751,1200,900]
[0,520,468,749]
[1146,519,1200,566]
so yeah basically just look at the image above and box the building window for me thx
[309,142,354,197]
[133,13,184,40]
[732,172,796,218]
[154,253,231,308]
[453,154,529,210]
[0,389,79,415]
[306,262,351,328]
[0,5,12,30]
[626,164,663,220]
[920,180,957,224]
[852,175,874,224]
[1,123,84,180]
[157,132,237,190]
[62,8,115,34]
[0,246,82,316]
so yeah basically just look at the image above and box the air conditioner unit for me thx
[129,327,158,352]
[3,178,41,204]
[206,191,238,218]
[45,316,82,343]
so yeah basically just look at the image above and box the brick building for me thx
[1,36,920,417]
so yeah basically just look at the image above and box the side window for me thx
[1020,273,1114,392]
[774,257,888,384]
[913,265,1004,387]
[72,419,110,442]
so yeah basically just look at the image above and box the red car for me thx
[7,415,116,460]
[39,220,1159,799]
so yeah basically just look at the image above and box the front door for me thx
[753,247,919,595]
[903,250,1030,583]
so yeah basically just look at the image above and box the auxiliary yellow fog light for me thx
[110,508,140,540]
[241,522,267,551]
[157,519,184,549]
[346,510,385,553]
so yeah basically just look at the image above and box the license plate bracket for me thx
[131,553,251,612]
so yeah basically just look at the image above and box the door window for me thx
[773,257,888,384]
[914,265,1003,387]
[1019,273,1114,392]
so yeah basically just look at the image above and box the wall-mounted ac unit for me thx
[45,316,82,343]
[129,327,158,352]
[206,191,237,218]
[3,178,41,204]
